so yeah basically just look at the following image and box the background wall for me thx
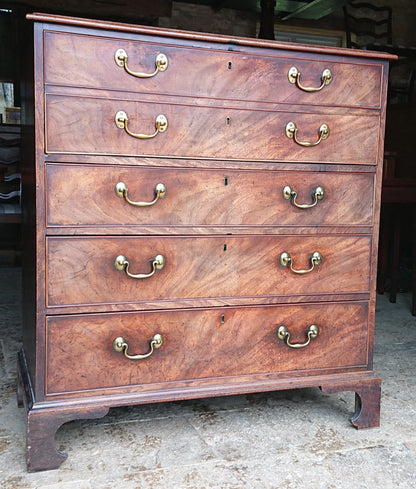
[157,0,416,47]
[159,2,257,37]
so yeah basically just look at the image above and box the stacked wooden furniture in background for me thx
[0,124,22,264]
[19,13,394,471]
[378,152,416,316]
[343,2,415,105]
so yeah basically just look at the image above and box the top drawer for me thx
[43,31,383,109]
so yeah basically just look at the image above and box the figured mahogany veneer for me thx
[46,164,375,228]
[44,31,383,109]
[45,302,369,396]
[46,235,371,308]
[19,12,394,472]
[45,94,380,163]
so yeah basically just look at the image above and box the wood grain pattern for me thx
[45,94,380,164]
[18,349,110,472]
[46,164,374,228]
[27,405,109,471]
[46,235,371,307]
[321,376,381,429]
[20,14,391,471]
[45,302,369,395]
[44,30,383,109]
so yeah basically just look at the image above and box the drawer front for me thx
[44,31,382,109]
[45,94,379,164]
[46,164,374,228]
[45,302,369,395]
[46,235,371,307]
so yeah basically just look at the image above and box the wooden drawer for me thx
[45,302,369,396]
[46,163,374,228]
[45,94,380,164]
[46,235,371,307]
[44,30,382,109]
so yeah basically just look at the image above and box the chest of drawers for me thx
[18,13,394,471]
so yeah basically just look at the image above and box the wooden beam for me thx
[258,0,275,39]
[2,0,172,19]
[281,0,349,20]
[211,0,227,10]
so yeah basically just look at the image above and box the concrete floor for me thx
[1,266,415,488]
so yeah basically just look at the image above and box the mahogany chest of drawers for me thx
[19,13,394,471]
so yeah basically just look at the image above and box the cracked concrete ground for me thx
[1,266,415,488]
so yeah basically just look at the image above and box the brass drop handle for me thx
[285,122,329,147]
[115,182,167,207]
[113,333,163,360]
[277,324,319,348]
[115,49,168,78]
[279,251,322,275]
[115,254,166,279]
[115,111,168,139]
[288,66,332,92]
[283,185,325,209]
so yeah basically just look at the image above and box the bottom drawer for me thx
[45,302,369,396]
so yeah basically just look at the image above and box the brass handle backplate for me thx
[115,182,167,207]
[115,111,168,139]
[113,333,163,360]
[279,251,322,274]
[288,66,332,92]
[277,324,319,348]
[285,122,329,147]
[283,185,325,209]
[115,49,168,78]
[115,254,165,279]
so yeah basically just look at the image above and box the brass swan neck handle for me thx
[283,185,325,209]
[115,182,167,207]
[285,122,329,147]
[115,111,168,140]
[115,49,168,78]
[113,334,163,360]
[288,66,332,92]
[279,251,322,275]
[115,254,166,280]
[277,324,319,348]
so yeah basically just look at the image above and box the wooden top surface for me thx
[27,12,397,61]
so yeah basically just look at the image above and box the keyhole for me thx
[221,314,226,323]
[228,61,232,70]
[226,116,231,126]
[224,177,229,186]
[223,244,227,251]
